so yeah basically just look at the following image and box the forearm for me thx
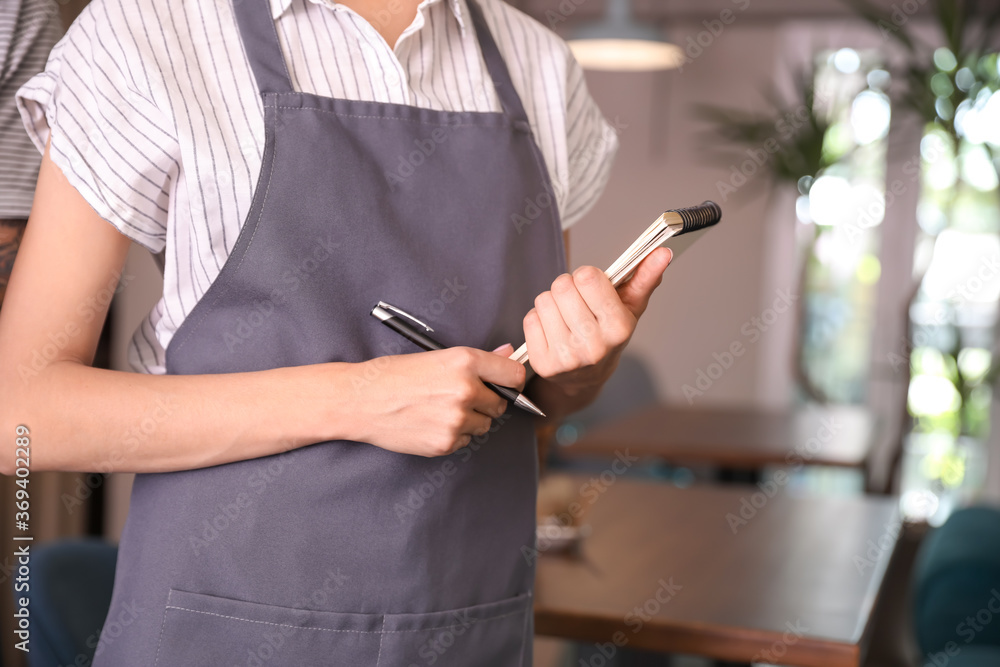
[2,360,359,475]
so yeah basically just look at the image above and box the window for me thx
[798,49,892,404]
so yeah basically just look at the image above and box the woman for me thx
[2,0,671,663]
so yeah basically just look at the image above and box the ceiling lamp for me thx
[568,0,684,72]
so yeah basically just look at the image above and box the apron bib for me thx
[94,0,565,664]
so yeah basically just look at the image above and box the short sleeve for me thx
[0,0,62,218]
[15,2,178,252]
[560,51,619,229]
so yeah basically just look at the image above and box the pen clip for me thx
[375,301,435,332]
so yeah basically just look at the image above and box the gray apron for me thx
[93,0,565,665]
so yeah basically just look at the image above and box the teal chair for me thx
[23,538,117,667]
[939,646,1000,665]
[913,506,1000,665]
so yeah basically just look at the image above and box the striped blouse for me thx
[1,0,62,218]
[15,0,620,374]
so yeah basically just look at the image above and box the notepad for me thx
[509,201,722,366]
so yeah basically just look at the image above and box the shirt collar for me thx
[269,0,466,33]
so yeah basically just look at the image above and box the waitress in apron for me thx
[3,0,672,663]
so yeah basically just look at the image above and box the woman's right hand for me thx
[338,344,526,457]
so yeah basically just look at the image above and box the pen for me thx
[371,301,547,418]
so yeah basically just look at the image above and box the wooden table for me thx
[533,477,901,667]
[561,404,881,481]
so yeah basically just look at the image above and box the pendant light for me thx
[568,0,684,72]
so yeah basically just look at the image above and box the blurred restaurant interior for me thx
[4,0,1000,666]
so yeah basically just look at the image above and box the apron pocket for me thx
[153,588,383,667]
[377,592,532,667]
[153,588,531,667]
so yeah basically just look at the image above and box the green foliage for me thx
[844,0,1000,149]
[696,70,838,188]
[698,0,1000,188]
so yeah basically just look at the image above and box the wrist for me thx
[294,361,372,445]
[529,375,601,426]
[530,351,623,423]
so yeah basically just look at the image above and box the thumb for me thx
[617,247,672,319]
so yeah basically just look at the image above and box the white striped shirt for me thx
[15,0,619,374]
[0,0,62,218]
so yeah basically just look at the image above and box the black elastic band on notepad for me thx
[667,201,723,234]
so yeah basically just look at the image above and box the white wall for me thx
[569,21,792,409]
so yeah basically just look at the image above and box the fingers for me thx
[469,346,526,391]
[523,308,549,364]
[617,247,671,319]
[543,270,608,368]
[571,266,633,348]
[471,382,508,419]
[527,266,641,377]
[459,409,494,438]
[571,266,621,328]
[550,272,600,338]
[533,290,573,363]
[365,347,519,459]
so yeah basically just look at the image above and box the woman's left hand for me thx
[523,247,672,401]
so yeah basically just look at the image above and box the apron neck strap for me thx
[232,0,296,96]
[464,0,530,124]
[232,0,531,124]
